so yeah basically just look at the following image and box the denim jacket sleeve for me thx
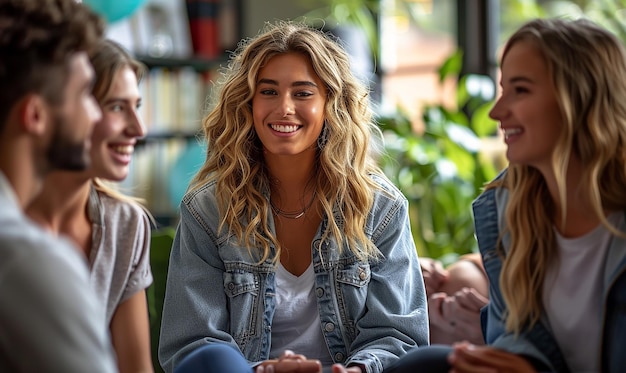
[158,184,240,373]
[344,176,429,373]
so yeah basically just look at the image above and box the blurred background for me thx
[88,0,626,262]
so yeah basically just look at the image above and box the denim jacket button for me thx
[324,322,335,332]
[227,282,235,290]
[315,287,324,297]
[359,269,366,280]
[334,352,345,362]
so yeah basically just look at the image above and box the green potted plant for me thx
[297,0,379,55]
[377,50,501,264]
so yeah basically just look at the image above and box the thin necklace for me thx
[270,192,316,219]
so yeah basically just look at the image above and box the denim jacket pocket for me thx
[223,269,260,348]
[334,261,371,339]
[337,262,371,286]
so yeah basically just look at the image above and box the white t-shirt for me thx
[271,262,335,371]
[542,213,620,373]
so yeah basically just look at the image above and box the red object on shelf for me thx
[186,0,220,59]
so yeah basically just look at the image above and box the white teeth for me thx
[271,124,298,133]
[112,145,134,155]
[503,128,522,139]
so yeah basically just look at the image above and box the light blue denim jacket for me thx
[159,174,429,373]
[472,172,626,373]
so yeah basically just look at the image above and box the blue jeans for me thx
[173,344,253,373]
[385,345,452,373]
[173,344,451,373]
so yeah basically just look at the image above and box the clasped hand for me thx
[255,350,363,373]
[448,342,538,373]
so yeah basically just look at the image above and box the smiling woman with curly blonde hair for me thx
[159,20,428,373]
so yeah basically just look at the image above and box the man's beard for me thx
[46,112,90,172]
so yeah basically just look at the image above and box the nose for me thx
[277,95,295,117]
[125,107,146,138]
[489,96,506,121]
[89,95,102,127]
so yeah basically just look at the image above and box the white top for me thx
[0,172,116,372]
[543,214,620,373]
[271,262,335,371]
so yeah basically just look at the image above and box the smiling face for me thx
[89,66,145,181]
[489,41,564,173]
[252,52,327,158]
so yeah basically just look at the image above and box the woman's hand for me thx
[448,342,537,373]
[421,257,448,296]
[255,350,321,373]
[331,363,365,373]
[429,287,488,344]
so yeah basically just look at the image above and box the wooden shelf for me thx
[136,54,228,73]
[137,130,201,146]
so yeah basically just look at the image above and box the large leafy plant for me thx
[377,51,500,264]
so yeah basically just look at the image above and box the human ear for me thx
[19,94,50,136]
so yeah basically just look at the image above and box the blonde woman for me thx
[27,39,154,373]
[158,21,428,373]
[388,17,626,373]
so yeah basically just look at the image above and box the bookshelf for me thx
[124,0,242,227]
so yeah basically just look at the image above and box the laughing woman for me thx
[27,39,154,373]
[385,17,626,373]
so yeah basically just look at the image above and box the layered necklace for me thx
[270,192,316,219]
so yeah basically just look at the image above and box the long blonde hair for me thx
[189,21,386,263]
[488,18,626,334]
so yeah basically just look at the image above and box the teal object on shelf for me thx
[82,0,147,23]
[168,140,206,209]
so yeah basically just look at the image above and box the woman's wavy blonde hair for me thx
[487,18,626,334]
[188,21,386,264]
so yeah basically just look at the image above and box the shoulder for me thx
[97,191,147,217]
[369,172,406,204]
[472,169,509,222]
[96,191,150,226]
[181,179,220,213]
[0,218,89,286]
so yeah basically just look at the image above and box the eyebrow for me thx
[507,76,534,84]
[103,97,141,106]
[257,78,318,88]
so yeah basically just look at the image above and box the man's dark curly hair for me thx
[0,0,105,129]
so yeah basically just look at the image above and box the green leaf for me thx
[471,101,499,137]
[438,50,463,83]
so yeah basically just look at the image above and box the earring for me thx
[317,121,329,149]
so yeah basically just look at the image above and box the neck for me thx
[266,151,316,193]
[265,151,317,215]
[0,138,43,208]
[541,156,602,237]
[26,172,92,234]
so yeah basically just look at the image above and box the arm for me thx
[429,257,489,345]
[111,290,154,373]
[158,198,236,372]
[449,342,537,373]
[346,193,429,372]
[107,201,154,373]
[420,257,449,296]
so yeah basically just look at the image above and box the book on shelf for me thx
[186,0,221,59]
